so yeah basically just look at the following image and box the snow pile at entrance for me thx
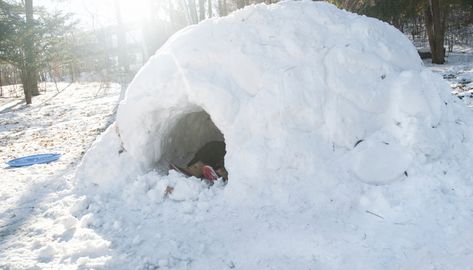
[76,1,473,269]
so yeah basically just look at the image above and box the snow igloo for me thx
[77,1,473,205]
[75,2,473,268]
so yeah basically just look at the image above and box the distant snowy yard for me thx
[425,47,473,107]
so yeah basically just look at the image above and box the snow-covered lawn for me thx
[0,82,120,269]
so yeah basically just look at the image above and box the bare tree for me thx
[113,0,131,99]
[424,0,445,64]
[187,0,199,23]
[208,0,213,17]
[218,0,228,16]
[24,0,38,103]
[199,0,206,20]
[236,0,245,9]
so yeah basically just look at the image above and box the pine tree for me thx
[25,0,38,102]
[0,0,76,104]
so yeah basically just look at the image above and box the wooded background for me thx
[1,0,472,104]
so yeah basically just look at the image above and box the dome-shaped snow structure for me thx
[76,2,473,268]
[79,1,461,194]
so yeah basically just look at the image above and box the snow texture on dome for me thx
[76,1,473,269]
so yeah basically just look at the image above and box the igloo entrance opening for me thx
[158,110,225,174]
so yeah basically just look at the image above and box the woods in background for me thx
[328,0,473,64]
[1,0,473,104]
[0,0,76,104]
[0,0,276,104]
[142,0,276,55]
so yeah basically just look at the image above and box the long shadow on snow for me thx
[0,164,76,258]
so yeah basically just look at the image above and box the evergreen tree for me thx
[0,0,76,104]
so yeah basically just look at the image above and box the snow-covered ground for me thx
[0,82,120,269]
[425,46,473,107]
[2,2,473,270]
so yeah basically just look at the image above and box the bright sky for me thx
[35,0,154,29]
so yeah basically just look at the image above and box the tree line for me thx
[328,0,473,64]
[119,0,473,66]
[0,0,278,104]
[0,0,76,104]
[1,0,473,104]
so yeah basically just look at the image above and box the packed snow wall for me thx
[77,1,473,205]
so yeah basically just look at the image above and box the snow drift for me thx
[76,1,473,269]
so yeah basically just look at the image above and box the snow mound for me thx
[76,1,473,269]
[78,1,456,196]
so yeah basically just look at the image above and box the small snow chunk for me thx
[69,196,89,217]
[112,220,121,230]
[56,216,78,230]
[132,235,142,245]
[168,178,206,201]
[349,133,412,185]
[79,213,95,228]
[37,245,56,262]
[158,258,169,267]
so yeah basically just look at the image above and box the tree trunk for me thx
[21,69,32,104]
[31,70,39,96]
[218,0,227,16]
[424,0,445,64]
[114,0,130,100]
[236,0,245,9]
[199,0,205,21]
[0,69,3,97]
[208,0,212,17]
[168,0,175,29]
[24,0,38,103]
[69,63,75,82]
[187,0,198,24]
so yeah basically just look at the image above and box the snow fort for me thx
[76,1,473,269]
